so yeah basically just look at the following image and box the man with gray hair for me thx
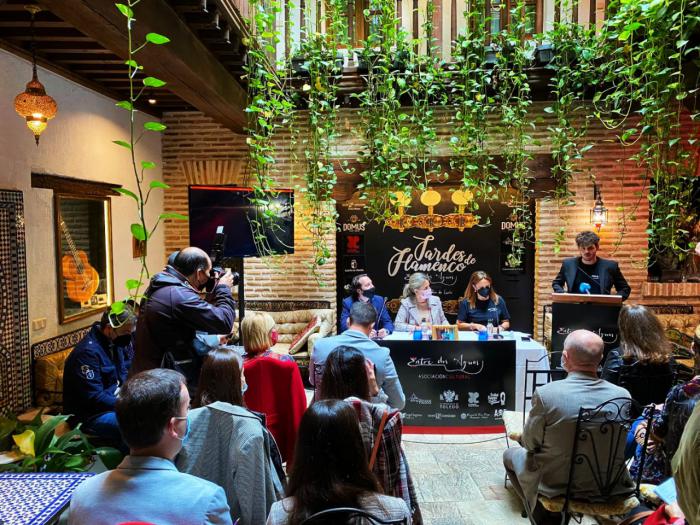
[503,329,633,524]
[311,301,405,409]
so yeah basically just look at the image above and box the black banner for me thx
[337,190,535,333]
[551,302,621,366]
[378,339,516,429]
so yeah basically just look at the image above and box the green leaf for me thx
[115,101,133,111]
[115,3,133,18]
[145,33,170,45]
[125,279,141,290]
[131,223,147,241]
[141,161,156,170]
[124,59,141,69]
[112,140,132,150]
[143,121,167,132]
[111,301,125,314]
[96,447,124,470]
[159,212,188,221]
[113,187,138,201]
[143,77,166,88]
[149,180,169,189]
[34,415,70,456]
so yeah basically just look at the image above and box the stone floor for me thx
[402,433,599,525]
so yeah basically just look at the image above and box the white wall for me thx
[0,49,165,342]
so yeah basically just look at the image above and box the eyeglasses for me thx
[107,307,135,329]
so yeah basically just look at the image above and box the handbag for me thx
[619,504,685,525]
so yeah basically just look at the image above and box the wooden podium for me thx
[550,293,623,366]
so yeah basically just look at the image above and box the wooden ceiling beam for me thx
[38,0,249,131]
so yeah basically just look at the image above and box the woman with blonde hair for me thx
[394,272,447,332]
[457,271,511,332]
[601,304,675,405]
[241,312,293,363]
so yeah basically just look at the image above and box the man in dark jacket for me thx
[63,306,136,442]
[130,247,236,390]
[552,230,631,300]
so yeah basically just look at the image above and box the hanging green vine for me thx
[495,0,534,268]
[244,0,295,257]
[594,0,700,275]
[111,0,185,315]
[356,0,419,221]
[448,0,498,215]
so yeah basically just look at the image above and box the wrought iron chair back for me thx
[522,351,567,420]
[300,507,409,525]
[562,397,655,519]
[663,397,698,474]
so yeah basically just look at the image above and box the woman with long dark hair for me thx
[177,348,283,524]
[266,399,411,525]
[317,347,422,524]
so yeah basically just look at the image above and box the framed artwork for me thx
[54,194,114,324]
[432,324,459,341]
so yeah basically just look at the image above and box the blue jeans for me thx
[83,412,126,451]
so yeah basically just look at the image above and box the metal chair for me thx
[533,397,656,525]
[300,507,409,525]
[522,351,567,420]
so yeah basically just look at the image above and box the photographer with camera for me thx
[131,246,237,392]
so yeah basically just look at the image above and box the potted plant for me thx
[0,412,121,473]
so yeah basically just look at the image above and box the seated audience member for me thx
[266,399,411,525]
[63,305,136,443]
[241,312,293,363]
[65,369,232,525]
[601,304,675,405]
[457,270,511,332]
[311,302,405,410]
[672,402,700,525]
[503,330,633,523]
[243,348,306,466]
[176,348,281,525]
[340,274,394,337]
[318,347,421,523]
[395,272,447,332]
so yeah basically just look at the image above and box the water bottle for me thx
[412,325,422,340]
[486,320,494,338]
[421,318,431,341]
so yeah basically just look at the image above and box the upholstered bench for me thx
[32,326,92,411]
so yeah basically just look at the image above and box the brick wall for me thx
[161,106,700,335]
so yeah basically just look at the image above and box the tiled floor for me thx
[402,433,598,525]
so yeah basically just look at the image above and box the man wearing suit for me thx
[312,301,405,410]
[503,330,633,524]
[65,369,232,525]
[340,273,394,337]
[552,231,631,300]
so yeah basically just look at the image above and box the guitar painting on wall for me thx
[55,195,113,323]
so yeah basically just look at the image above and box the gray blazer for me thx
[513,372,634,510]
[394,296,447,332]
[311,329,406,410]
[176,402,281,525]
[65,455,232,525]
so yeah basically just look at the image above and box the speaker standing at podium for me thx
[552,231,631,300]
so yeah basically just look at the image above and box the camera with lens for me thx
[206,226,240,292]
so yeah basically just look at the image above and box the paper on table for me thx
[654,477,678,505]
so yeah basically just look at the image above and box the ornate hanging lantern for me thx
[14,6,57,146]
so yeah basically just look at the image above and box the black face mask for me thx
[113,334,132,347]
[477,286,491,299]
[363,287,376,299]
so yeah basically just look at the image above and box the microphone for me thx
[579,282,592,294]
[375,297,388,334]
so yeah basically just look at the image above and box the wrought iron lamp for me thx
[14,6,58,146]
[590,183,608,231]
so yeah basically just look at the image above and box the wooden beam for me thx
[38,0,248,131]
[0,38,162,117]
